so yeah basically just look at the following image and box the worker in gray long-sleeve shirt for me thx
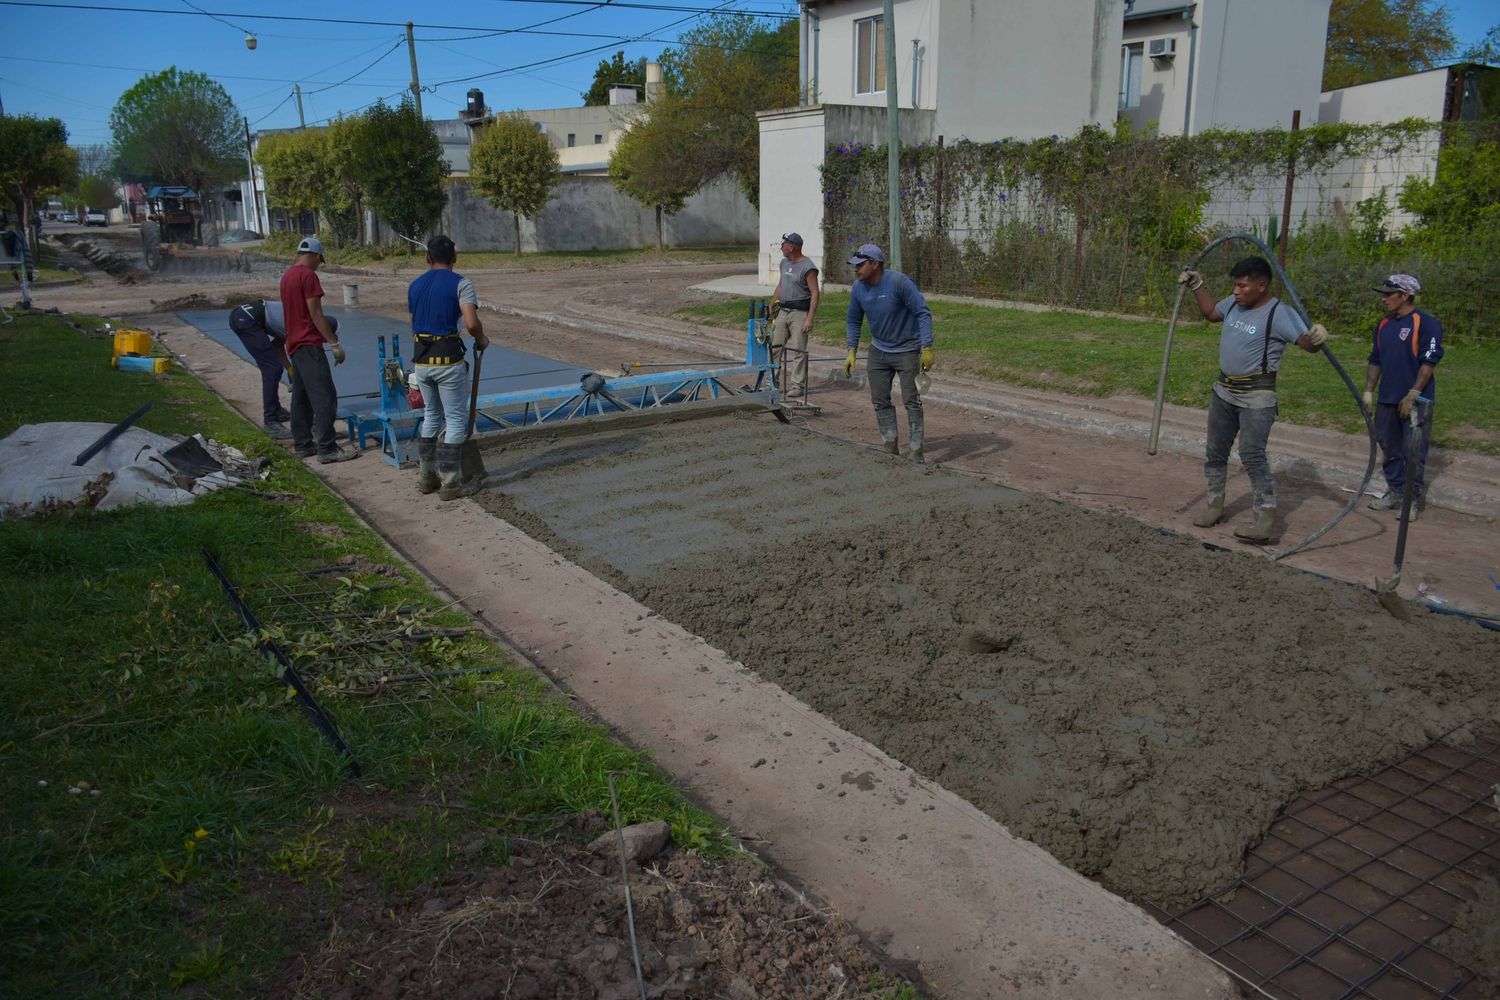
[844,243,935,462]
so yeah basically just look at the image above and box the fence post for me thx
[932,135,945,291]
[1278,108,1300,273]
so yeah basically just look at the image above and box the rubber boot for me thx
[876,410,899,455]
[908,412,925,464]
[437,442,480,501]
[416,435,439,495]
[1233,507,1276,544]
[1191,496,1224,528]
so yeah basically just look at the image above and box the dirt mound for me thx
[475,413,1500,906]
[293,837,907,999]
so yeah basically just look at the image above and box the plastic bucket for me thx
[342,283,359,306]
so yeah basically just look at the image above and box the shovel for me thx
[1375,403,1425,619]
[459,347,485,484]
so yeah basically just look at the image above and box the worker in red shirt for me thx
[280,237,357,463]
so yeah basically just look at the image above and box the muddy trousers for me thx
[868,346,923,448]
[409,360,470,445]
[1373,400,1433,500]
[228,309,288,425]
[1204,392,1277,509]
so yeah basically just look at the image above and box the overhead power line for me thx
[0,1,794,32]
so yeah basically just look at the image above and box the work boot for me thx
[1369,492,1402,511]
[264,421,292,440]
[415,435,439,495]
[908,442,925,464]
[881,437,899,455]
[437,442,480,501]
[1233,507,1276,544]
[1192,496,1225,528]
[317,444,360,465]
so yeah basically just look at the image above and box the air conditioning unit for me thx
[1148,37,1177,58]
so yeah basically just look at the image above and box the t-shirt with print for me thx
[777,257,817,310]
[280,264,327,357]
[1212,295,1307,409]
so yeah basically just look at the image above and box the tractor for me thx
[140,185,248,274]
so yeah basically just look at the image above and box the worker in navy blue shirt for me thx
[407,234,488,501]
[844,243,934,462]
[1363,273,1443,522]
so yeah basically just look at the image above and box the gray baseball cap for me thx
[296,236,325,260]
[846,243,885,266]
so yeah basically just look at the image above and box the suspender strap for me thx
[1260,301,1279,374]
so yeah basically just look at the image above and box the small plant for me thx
[269,807,346,887]
[158,827,209,885]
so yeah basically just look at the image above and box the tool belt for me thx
[413,332,464,366]
[780,299,811,313]
[1217,370,1278,392]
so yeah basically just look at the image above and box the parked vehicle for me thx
[85,208,108,227]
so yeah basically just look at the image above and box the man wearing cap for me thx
[228,298,293,438]
[1364,274,1443,521]
[1178,256,1328,543]
[769,233,820,399]
[844,243,934,461]
[407,235,488,501]
[280,236,357,463]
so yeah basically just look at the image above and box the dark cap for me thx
[780,232,804,247]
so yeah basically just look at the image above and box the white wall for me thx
[758,106,827,283]
[805,0,939,112]
[1120,15,1194,133]
[1316,69,1449,228]
[1191,0,1330,132]
[934,0,1123,139]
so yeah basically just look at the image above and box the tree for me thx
[346,98,448,246]
[469,112,561,256]
[1461,23,1500,64]
[648,14,799,207]
[1323,0,1456,90]
[78,176,121,211]
[110,68,243,234]
[0,114,78,247]
[582,50,647,106]
[255,128,330,218]
[610,106,702,251]
[323,115,368,245]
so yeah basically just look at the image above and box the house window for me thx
[594,133,603,144]
[856,16,886,95]
[567,133,576,147]
[1119,43,1143,111]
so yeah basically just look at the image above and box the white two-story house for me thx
[758,0,1335,283]
[758,0,1127,282]
[1119,0,1330,136]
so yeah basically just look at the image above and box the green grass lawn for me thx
[0,314,730,996]
[679,295,1500,455]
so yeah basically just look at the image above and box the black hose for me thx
[1149,232,1378,561]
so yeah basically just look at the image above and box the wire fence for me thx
[821,122,1497,340]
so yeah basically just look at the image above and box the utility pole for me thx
[243,117,261,234]
[884,0,900,271]
[406,22,424,118]
[294,84,306,128]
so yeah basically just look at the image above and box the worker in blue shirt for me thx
[843,243,935,462]
[1363,273,1443,522]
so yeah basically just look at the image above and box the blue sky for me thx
[0,0,1494,151]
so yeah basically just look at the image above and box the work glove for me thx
[1362,390,1374,410]
[474,335,489,352]
[768,301,781,322]
[843,349,857,378]
[1177,268,1203,291]
[1306,323,1329,348]
[1398,388,1420,420]
[919,347,935,373]
[330,343,347,366]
